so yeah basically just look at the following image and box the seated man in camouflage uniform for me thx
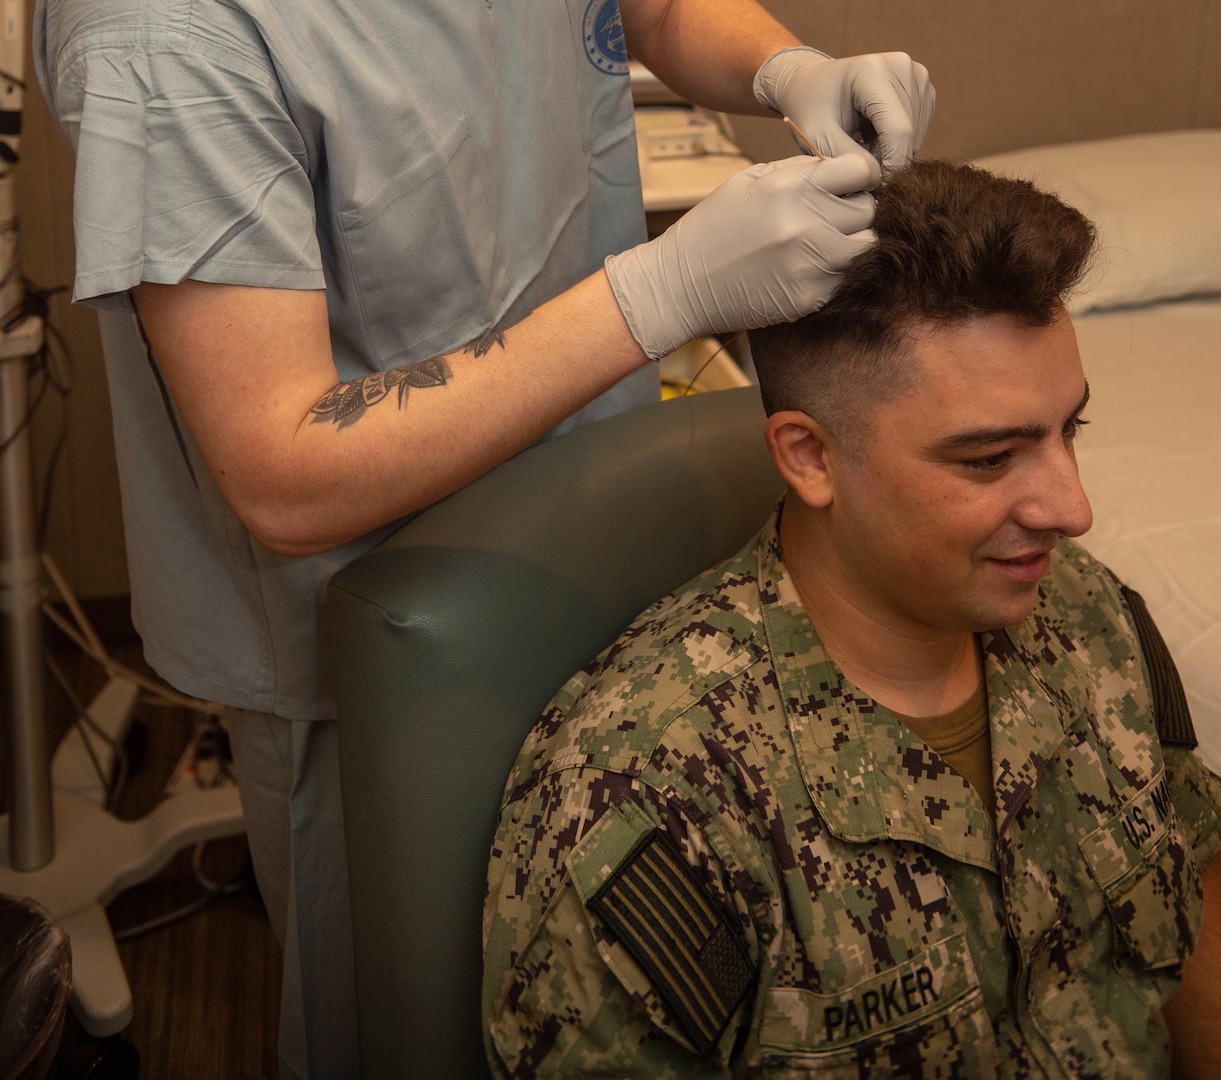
[481,160,1221,1077]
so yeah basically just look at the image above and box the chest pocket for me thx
[756,931,998,1078]
[335,115,512,367]
[1079,774,1202,970]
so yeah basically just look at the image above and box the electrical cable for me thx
[40,551,224,716]
[42,554,243,941]
[678,331,747,396]
[45,655,109,790]
[680,339,728,395]
[111,840,250,943]
[41,598,225,715]
[111,893,214,943]
[40,571,234,937]
[43,650,131,813]
[37,546,238,953]
[20,277,75,545]
[189,836,247,896]
[0,277,75,554]
[0,354,45,455]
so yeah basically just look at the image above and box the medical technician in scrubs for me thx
[34,0,934,1074]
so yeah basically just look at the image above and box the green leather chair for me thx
[328,385,783,1078]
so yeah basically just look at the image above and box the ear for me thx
[764,410,837,509]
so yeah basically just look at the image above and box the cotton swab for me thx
[782,115,828,161]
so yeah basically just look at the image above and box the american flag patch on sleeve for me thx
[588,828,756,1055]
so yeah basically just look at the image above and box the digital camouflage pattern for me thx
[482,506,1221,1078]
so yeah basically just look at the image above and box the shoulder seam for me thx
[59,26,282,95]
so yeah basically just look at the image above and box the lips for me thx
[989,550,1054,582]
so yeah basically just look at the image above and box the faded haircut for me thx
[748,159,1098,441]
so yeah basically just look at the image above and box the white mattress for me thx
[1073,300,1221,773]
[974,130,1221,775]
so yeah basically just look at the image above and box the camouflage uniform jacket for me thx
[483,507,1221,1078]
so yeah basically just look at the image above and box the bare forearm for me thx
[281,275,647,553]
[134,273,648,557]
[620,0,799,115]
[132,74,885,560]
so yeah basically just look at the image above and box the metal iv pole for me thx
[0,1,245,1038]
[0,0,53,875]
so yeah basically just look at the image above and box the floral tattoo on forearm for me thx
[310,325,508,430]
[310,357,451,429]
[463,329,505,358]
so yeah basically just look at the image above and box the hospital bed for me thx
[975,129,1221,775]
[327,128,1221,1075]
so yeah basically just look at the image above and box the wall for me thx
[19,1,127,604]
[737,0,1221,164]
[15,0,1221,601]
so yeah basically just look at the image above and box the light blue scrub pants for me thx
[227,708,361,1080]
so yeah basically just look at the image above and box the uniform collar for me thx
[755,510,1075,870]
[982,576,1087,838]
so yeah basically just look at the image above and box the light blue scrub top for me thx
[35,0,656,719]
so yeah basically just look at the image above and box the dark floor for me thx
[32,624,282,1080]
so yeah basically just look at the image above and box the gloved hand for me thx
[754,46,934,171]
[604,153,879,361]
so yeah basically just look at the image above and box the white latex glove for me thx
[754,46,935,171]
[605,154,879,361]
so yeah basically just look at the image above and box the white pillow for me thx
[973,130,1221,314]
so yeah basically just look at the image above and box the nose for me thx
[1017,443,1094,538]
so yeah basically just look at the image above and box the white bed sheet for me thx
[1072,299,1221,773]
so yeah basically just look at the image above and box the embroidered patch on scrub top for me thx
[583,0,629,75]
[588,828,756,1055]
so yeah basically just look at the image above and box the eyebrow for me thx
[929,381,1091,453]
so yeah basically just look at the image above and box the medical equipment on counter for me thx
[629,59,754,218]
[634,105,755,214]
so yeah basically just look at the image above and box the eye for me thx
[1064,415,1089,441]
[961,450,1013,474]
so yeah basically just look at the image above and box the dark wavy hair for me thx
[748,159,1098,439]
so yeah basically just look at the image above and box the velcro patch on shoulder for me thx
[587,828,755,1056]
[1121,585,1197,748]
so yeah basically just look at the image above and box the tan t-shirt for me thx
[894,683,995,819]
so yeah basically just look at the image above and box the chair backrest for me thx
[328,386,783,1078]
